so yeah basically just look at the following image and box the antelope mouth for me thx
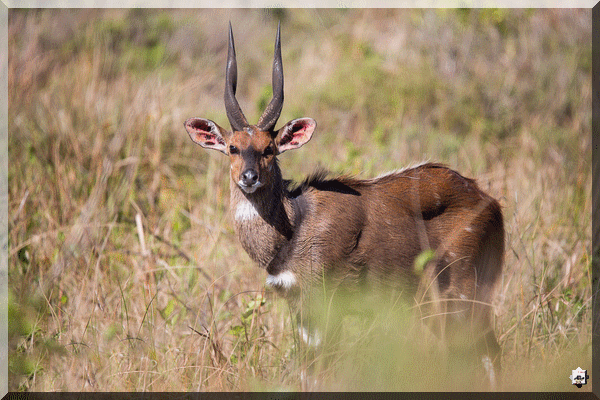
[237,180,263,194]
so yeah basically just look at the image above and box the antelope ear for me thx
[275,118,316,154]
[184,118,229,154]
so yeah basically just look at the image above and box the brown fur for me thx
[233,162,503,297]
[229,157,504,380]
[184,24,504,385]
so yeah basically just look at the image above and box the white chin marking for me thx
[265,270,297,290]
[235,200,259,222]
[238,181,261,194]
[298,326,322,348]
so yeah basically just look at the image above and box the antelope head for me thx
[184,23,317,195]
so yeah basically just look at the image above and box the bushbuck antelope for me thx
[184,23,504,387]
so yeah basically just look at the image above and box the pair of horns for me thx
[224,22,284,132]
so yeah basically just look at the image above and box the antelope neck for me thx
[230,165,295,268]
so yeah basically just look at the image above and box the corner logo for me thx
[569,367,588,388]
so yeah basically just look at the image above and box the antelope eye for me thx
[229,145,239,154]
[262,146,274,157]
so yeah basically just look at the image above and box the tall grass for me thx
[8,9,592,391]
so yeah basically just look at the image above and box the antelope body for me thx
[185,23,504,385]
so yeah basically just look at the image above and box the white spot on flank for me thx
[235,201,259,222]
[465,227,474,233]
[298,326,322,347]
[265,270,297,290]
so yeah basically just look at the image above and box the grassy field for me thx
[8,9,592,391]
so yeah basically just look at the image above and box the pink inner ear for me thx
[282,122,313,146]
[193,132,223,146]
[185,118,228,153]
[276,118,316,152]
[188,125,226,148]
[188,119,210,131]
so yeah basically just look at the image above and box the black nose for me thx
[241,169,259,186]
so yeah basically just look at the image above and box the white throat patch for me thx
[265,270,297,290]
[235,200,259,222]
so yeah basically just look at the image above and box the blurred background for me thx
[8,9,592,391]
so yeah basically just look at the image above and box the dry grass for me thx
[8,9,592,391]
